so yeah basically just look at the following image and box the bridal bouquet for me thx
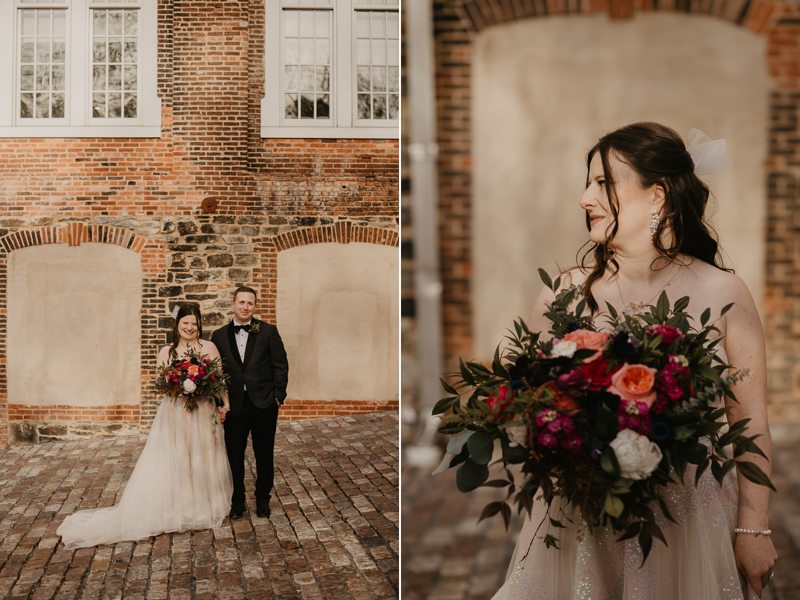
[154,348,229,411]
[433,270,774,562]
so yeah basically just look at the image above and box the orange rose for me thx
[541,382,581,413]
[607,363,657,407]
[564,330,610,363]
[188,365,200,375]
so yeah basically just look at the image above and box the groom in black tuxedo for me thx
[211,286,289,519]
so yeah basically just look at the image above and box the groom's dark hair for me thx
[233,286,258,301]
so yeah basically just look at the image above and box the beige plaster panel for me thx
[472,13,768,356]
[277,243,399,402]
[8,243,142,406]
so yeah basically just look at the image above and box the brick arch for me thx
[273,222,399,252]
[433,0,800,420]
[0,223,148,254]
[453,0,779,32]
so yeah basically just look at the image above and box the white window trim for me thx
[0,0,161,138]
[262,0,398,140]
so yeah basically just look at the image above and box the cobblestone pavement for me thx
[401,423,800,600]
[0,411,398,600]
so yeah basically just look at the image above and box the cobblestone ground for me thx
[0,411,398,600]
[401,423,800,600]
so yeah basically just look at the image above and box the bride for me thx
[57,304,234,549]
[493,123,777,599]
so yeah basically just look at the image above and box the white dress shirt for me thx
[234,321,251,390]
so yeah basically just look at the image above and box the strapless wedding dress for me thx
[57,395,233,549]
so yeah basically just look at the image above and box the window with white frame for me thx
[0,0,160,138]
[262,0,399,139]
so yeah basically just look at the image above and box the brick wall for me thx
[432,0,800,421]
[0,0,399,446]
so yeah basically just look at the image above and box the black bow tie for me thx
[234,323,251,334]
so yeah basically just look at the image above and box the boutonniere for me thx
[250,321,261,334]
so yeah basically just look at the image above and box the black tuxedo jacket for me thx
[211,319,289,416]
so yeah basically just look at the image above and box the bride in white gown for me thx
[490,123,776,599]
[58,304,234,549]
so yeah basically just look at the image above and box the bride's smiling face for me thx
[580,152,659,247]
[177,315,199,343]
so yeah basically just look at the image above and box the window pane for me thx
[52,93,65,118]
[109,10,123,35]
[300,94,314,118]
[109,40,122,63]
[314,11,329,37]
[356,12,369,38]
[109,93,121,117]
[317,95,329,119]
[35,65,50,91]
[357,94,370,119]
[388,66,399,92]
[285,65,298,91]
[37,11,50,35]
[285,11,298,36]
[316,66,329,92]
[93,65,107,90]
[53,39,66,63]
[124,41,138,62]
[371,39,385,65]
[21,11,35,36]
[53,10,66,36]
[285,94,298,118]
[109,65,122,90]
[35,93,49,118]
[387,12,399,38]
[357,66,370,92]
[93,93,106,117]
[300,39,313,64]
[389,94,399,119]
[52,65,65,91]
[124,65,137,90]
[357,39,369,65]
[373,95,386,119]
[124,94,137,118]
[21,66,34,91]
[373,66,385,92]
[299,11,313,37]
[37,40,51,62]
[285,38,299,64]
[21,41,35,63]
[93,11,107,35]
[94,41,107,62]
[371,12,385,37]
[387,39,399,67]
[20,94,34,118]
[315,39,329,64]
[124,10,138,35]
[300,66,314,91]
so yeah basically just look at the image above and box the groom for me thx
[211,286,289,519]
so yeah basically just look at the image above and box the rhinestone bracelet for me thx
[734,528,772,537]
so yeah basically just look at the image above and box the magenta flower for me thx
[647,325,684,347]
[538,432,558,448]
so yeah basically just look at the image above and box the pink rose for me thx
[564,330,610,363]
[607,363,657,407]
[646,325,684,347]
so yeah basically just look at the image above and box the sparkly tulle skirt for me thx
[57,395,233,550]
[492,467,758,600]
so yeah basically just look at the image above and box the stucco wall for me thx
[472,12,768,355]
[277,243,399,403]
[8,243,142,407]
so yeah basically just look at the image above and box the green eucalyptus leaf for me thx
[736,460,776,492]
[539,268,553,291]
[603,492,624,518]
[700,307,711,327]
[467,431,495,465]
[456,458,490,493]
[600,447,621,479]
[432,396,458,415]
[447,429,475,455]
[441,378,459,395]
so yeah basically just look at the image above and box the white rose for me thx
[609,429,662,480]
[551,340,577,359]
[506,423,529,448]
[182,379,197,393]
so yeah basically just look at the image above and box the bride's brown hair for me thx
[169,303,203,356]
[580,122,732,313]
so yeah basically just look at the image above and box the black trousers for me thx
[223,391,279,507]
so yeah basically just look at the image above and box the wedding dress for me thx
[57,395,233,549]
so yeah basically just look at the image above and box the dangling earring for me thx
[650,209,660,241]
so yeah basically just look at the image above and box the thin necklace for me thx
[614,265,682,315]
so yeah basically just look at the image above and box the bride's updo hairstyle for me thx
[580,121,731,313]
[169,303,203,356]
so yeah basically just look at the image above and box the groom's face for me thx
[232,292,256,324]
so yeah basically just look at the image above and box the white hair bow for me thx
[686,129,733,176]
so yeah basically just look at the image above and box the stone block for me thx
[290,217,318,227]
[207,254,234,268]
[167,245,198,252]
[233,245,253,253]
[189,257,207,269]
[174,273,193,283]
[1,219,26,227]
[238,216,265,225]
[228,268,251,281]
[269,216,288,225]
[158,286,183,298]
[177,221,198,236]
[200,224,229,234]
[168,254,186,268]
[222,235,248,244]
[194,270,223,282]
[212,216,236,224]
[186,294,218,301]
[201,245,230,253]
[241,226,259,237]
[184,284,208,293]
[233,255,259,267]
[161,219,175,234]
[9,423,38,445]
[185,235,219,244]
[110,219,139,227]
[38,425,68,437]
[203,312,226,327]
